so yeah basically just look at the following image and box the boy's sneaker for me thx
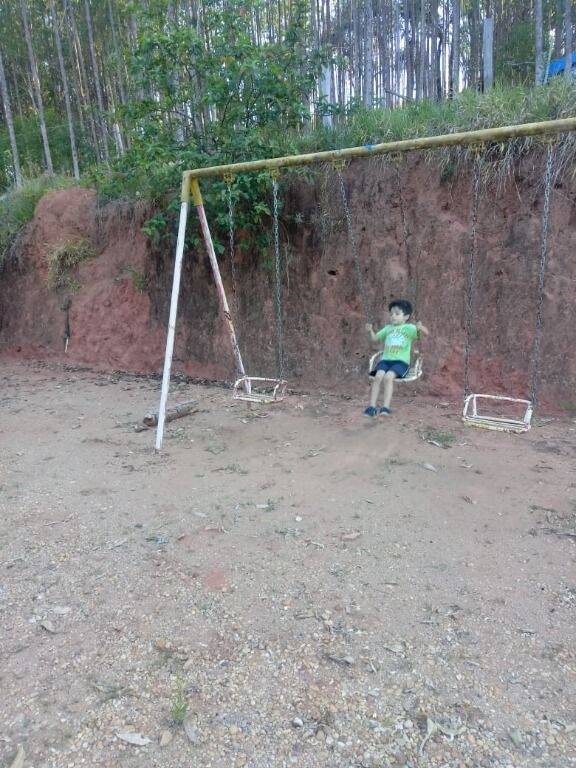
[364,406,378,417]
[379,407,392,415]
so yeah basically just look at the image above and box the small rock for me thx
[9,746,25,768]
[509,729,524,748]
[159,730,173,747]
[292,717,304,728]
[183,717,201,745]
[116,732,151,746]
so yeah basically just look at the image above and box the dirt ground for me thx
[1,360,575,768]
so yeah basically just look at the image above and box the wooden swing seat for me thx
[232,376,287,404]
[462,394,533,433]
[368,351,423,383]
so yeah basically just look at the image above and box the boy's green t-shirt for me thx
[375,323,418,365]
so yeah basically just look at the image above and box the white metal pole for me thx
[155,198,189,451]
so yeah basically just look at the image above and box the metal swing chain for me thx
[336,169,371,323]
[529,142,555,406]
[463,154,482,397]
[272,177,285,380]
[393,160,418,306]
[225,181,240,323]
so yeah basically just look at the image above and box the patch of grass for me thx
[440,162,456,183]
[126,266,149,293]
[422,429,455,448]
[560,402,576,412]
[46,239,96,289]
[170,678,188,726]
[0,175,76,267]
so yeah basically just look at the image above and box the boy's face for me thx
[389,306,410,325]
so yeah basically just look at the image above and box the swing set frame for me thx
[154,117,576,450]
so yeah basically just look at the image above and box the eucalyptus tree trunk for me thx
[50,0,80,179]
[467,0,480,89]
[336,0,344,108]
[417,0,427,99]
[108,0,127,105]
[565,0,573,80]
[394,0,401,105]
[427,0,438,97]
[450,0,460,96]
[11,67,24,121]
[167,1,185,142]
[404,0,415,98]
[363,0,374,106]
[20,0,54,174]
[84,0,110,163]
[554,0,563,57]
[0,48,22,187]
[482,16,494,90]
[352,0,361,100]
[535,0,544,84]
[64,0,99,158]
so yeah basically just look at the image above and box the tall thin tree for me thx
[565,0,573,79]
[0,48,22,188]
[364,0,374,106]
[535,0,544,84]
[450,0,460,97]
[554,0,564,57]
[84,0,110,163]
[64,0,99,157]
[50,0,80,179]
[19,0,54,174]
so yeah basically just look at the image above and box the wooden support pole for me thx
[190,179,249,389]
[184,117,576,181]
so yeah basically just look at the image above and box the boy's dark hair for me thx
[388,299,413,317]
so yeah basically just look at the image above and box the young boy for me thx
[364,299,429,417]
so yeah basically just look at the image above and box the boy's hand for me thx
[365,323,374,332]
[416,321,430,336]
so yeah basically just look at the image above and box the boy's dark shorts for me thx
[369,359,410,378]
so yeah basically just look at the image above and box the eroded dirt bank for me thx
[1,156,575,409]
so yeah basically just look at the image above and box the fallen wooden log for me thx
[143,399,199,427]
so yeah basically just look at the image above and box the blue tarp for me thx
[548,52,576,77]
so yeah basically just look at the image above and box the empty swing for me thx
[462,143,555,432]
[228,171,287,404]
[335,161,423,383]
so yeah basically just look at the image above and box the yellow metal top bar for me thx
[183,117,576,188]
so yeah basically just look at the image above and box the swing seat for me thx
[232,376,287,404]
[462,394,533,433]
[368,351,423,382]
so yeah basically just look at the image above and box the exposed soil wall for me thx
[1,156,575,409]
